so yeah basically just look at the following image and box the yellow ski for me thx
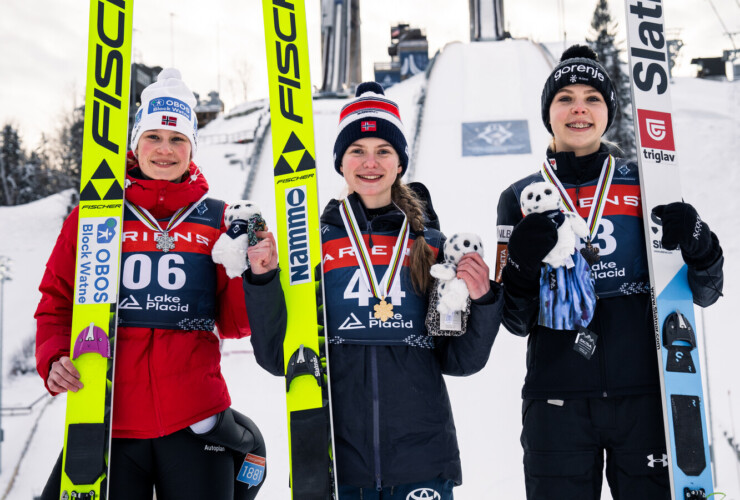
[262,0,336,498]
[61,0,133,498]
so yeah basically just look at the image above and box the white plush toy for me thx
[212,200,266,279]
[520,181,589,268]
[429,233,485,314]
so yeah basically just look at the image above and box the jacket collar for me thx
[546,143,611,185]
[321,193,407,233]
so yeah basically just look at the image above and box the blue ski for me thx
[624,1,713,498]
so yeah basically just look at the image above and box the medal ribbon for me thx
[339,198,410,300]
[125,192,210,238]
[540,155,615,241]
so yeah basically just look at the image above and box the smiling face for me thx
[340,137,402,208]
[549,84,608,157]
[134,129,192,181]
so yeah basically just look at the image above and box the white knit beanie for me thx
[130,68,198,156]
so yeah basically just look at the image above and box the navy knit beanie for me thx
[541,45,617,135]
[333,82,409,176]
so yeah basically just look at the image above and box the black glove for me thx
[653,202,720,269]
[503,212,559,295]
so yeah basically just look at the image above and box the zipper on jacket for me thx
[575,176,608,397]
[148,331,165,433]
[370,346,382,491]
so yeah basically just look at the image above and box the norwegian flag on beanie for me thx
[333,82,409,176]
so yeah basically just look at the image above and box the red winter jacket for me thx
[35,158,251,439]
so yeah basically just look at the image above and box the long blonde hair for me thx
[390,178,436,294]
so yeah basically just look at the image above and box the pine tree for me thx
[56,105,85,190]
[0,124,24,205]
[0,105,85,206]
[587,0,635,158]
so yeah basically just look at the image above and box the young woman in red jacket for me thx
[35,69,265,499]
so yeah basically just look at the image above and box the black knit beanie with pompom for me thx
[541,44,617,135]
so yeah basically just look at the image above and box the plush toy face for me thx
[225,201,261,225]
[444,233,484,265]
[520,182,561,215]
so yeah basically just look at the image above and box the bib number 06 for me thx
[122,253,186,291]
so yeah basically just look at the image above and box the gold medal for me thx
[373,299,394,322]
[339,198,410,322]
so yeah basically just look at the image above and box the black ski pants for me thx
[521,394,670,500]
[41,428,235,499]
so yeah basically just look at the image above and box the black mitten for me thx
[503,212,559,295]
[653,202,720,269]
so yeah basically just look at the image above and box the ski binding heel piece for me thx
[285,345,322,391]
[663,311,697,373]
[73,323,111,359]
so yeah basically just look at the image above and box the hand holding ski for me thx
[48,357,84,394]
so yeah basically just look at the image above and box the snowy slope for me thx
[1,39,739,499]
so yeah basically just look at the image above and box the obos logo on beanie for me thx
[333,81,409,176]
[130,68,199,156]
[541,45,617,135]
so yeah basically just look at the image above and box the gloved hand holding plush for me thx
[503,213,559,295]
[212,201,266,278]
[653,202,721,270]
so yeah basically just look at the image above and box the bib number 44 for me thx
[344,269,406,306]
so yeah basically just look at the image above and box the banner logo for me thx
[637,109,675,151]
[285,186,311,284]
[80,159,125,201]
[645,119,666,141]
[339,313,365,330]
[274,132,316,176]
[647,453,668,468]
[407,488,441,500]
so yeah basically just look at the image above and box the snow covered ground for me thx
[1,39,739,499]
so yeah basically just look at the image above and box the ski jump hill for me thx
[1,38,739,499]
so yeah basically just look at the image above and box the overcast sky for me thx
[1,0,738,147]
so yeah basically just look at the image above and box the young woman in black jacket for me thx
[244,82,503,499]
[495,45,724,500]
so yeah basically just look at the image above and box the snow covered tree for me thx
[587,0,635,158]
[0,106,84,206]
[55,104,85,189]
[0,124,25,205]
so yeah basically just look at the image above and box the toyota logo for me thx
[406,488,441,500]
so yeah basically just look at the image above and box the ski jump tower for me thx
[469,0,508,41]
[319,0,507,92]
[320,0,361,93]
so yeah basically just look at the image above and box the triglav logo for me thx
[407,488,441,500]
[637,109,675,151]
[645,118,666,142]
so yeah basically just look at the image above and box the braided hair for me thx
[390,178,436,294]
